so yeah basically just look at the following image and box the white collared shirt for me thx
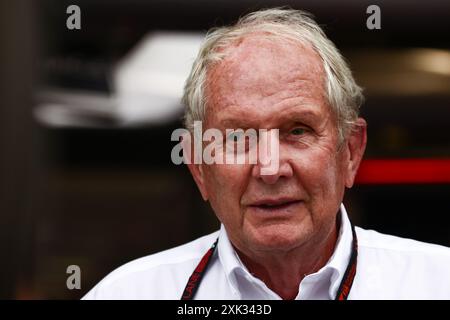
[83,205,450,300]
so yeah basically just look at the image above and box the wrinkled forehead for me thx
[205,34,328,126]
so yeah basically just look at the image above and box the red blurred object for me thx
[355,159,450,184]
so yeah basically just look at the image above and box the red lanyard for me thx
[181,225,358,300]
[181,238,219,300]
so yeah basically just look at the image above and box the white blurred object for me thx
[34,89,118,128]
[113,32,205,125]
[35,31,204,128]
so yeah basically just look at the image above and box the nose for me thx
[252,159,294,184]
[252,129,293,184]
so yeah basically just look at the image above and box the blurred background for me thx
[0,0,449,299]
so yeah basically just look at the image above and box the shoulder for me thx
[82,230,219,300]
[353,226,450,299]
[356,226,450,257]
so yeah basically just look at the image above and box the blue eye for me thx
[227,132,243,141]
[291,128,306,135]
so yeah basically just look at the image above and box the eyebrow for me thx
[277,108,322,123]
[219,118,256,129]
[218,106,323,129]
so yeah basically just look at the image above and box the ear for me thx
[182,133,209,201]
[186,162,209,201]
[343,118,367,188]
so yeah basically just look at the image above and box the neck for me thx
[235,220,339,300]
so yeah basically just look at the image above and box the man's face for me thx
[188,35,366,254]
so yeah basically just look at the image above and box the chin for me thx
[245,222,312,252]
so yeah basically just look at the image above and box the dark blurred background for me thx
[0,0,449,299]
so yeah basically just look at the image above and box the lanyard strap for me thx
[335,224,358,300]
[181,225,358,300]
[181,238,219,300]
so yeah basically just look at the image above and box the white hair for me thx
[182,7,364,142]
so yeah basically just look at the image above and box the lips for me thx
[247,198,302,212]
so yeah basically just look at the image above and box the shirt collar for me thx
[217,203,354,299]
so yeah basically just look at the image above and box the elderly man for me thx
[84,8,450,300]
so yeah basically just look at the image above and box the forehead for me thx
[205,34,328,128]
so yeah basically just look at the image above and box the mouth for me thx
[247,198,303,214]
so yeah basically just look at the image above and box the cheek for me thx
[203,164,252,217]
[292,147,344,198]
